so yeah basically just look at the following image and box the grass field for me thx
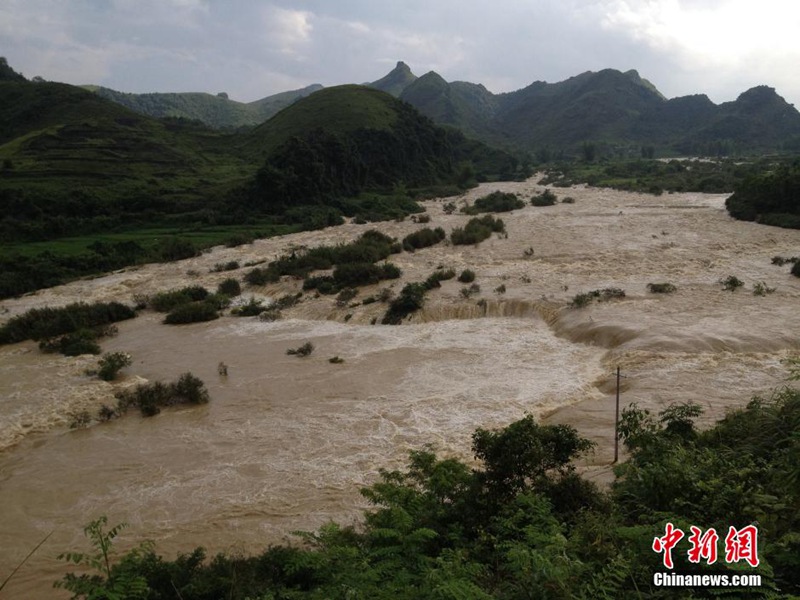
[0,222,299,258]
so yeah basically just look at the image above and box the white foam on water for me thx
[1,177,800,597]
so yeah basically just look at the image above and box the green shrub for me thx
[156,237,197,262]
[333,263,385,287]
[329,356,345,364]
[458,269,476,283]
[561,196,576,204]
[438,268,456,280]
[39,329,102,356]
[163,301,219,325]
[793,262,800,278]
[336,288,358,307]
[287,341,314,357]
[382,283,427,324]
[495,284,506,294]
[202,294,231,311]
[461,283,481,298]
[68,410,91,429]
[171,372,210,405]
[569,288,625,308]
[150,286,209,312]
[599,287,625,300]
[224,233,253,247]
[274,293,302,310]
[752,281,776,296]
[380,263,401,280]
[720,275,744,291]
[216,278,241,297]
[463,191,524,214]
[211,260,240,272]
[231,297,266,317]
[771,256,800,266]
[402,227,446,251]
[423,268,456,290]
[305,262,401,294]
[258,309,282,322]
[97,351,133,381]
[451,215,505,246]
[303,275,336,293]
[114,372,209,417]
[413,214,431,223]
[531,189,558,206]
[244,267,278,286]
[569,292,596,308]
[97,405,117,422]
[647,282,677,294]
[0,301,135,345]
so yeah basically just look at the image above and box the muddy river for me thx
[1,178,798,596]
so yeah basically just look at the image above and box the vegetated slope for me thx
[239,84,518,179]
[79,58,800,156]
[0,65,520,297]
[0,56,25,82]
[235,85,521,219]
[239,85,407,158]
[492,69,665,150]
[631,94,719,147]
[399,72,503,145]
[0,79,249,243]
[676,86,800,155]
[89,83,323,129]
[385,63,800,156]
[726,160,800,229]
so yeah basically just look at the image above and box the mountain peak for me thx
[0,57,26,82]
[369,61,418,97]
[736,85,779,103]
[732,85,796,113]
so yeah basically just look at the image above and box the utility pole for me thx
[614,366,621,464]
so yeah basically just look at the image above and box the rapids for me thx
[1,178,798,596]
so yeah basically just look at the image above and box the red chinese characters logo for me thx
[652,522,684,569]
[687,526,718,565]
[653,523,759,568]
[725,525,759,568]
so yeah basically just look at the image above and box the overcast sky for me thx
[2,0,799,107]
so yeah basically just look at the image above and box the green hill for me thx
[383,64,800,157]
[491,69,666,150]
[236,84,520,216]
[676,86,800,155]
[88,83,323,129]
[0,70,518,297]
[239,85,404,158]
[0,79,250,242]
[83,60,800,157]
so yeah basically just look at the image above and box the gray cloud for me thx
[1,0,798,108]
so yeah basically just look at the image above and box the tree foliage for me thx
[726,162,800,229]
[55,395,800,597]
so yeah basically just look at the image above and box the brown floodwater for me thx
[1,178,799,597]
